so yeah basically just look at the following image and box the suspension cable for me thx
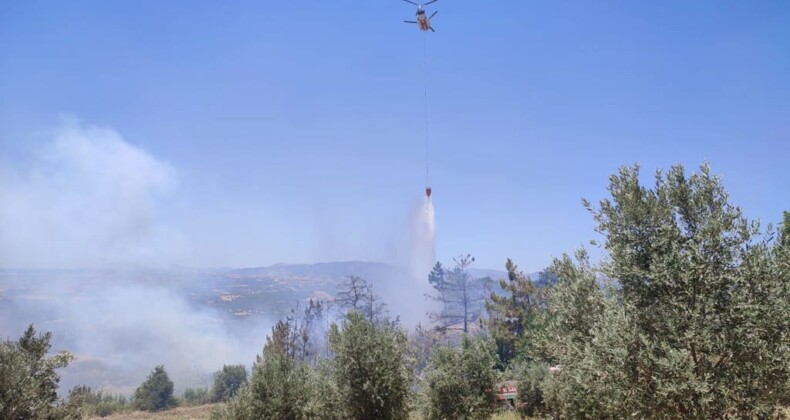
[423,31,430,186]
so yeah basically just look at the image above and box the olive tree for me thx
[0,325,77,420]
[542,164,790,418]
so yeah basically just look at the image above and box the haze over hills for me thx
[0,260,519,395]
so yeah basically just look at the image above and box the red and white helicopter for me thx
[403,0,438,32]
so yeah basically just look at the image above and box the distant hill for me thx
[227,261,409,285]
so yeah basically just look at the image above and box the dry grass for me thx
[87,404,220,420]
[491,412,525,420]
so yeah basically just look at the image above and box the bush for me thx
[69,385,130,417]
[541,164,790,418]
[504,360,548,417]
[0,324,78,420]
[133,365,176,412]
[183,387,211,406]
[213,321,340,420]
[328,312,412,420]
[421,335,499,420]
[211,364,247,402]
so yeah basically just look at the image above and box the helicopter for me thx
[403,0,438,32]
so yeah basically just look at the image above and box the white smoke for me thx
[0,118,183,268]
[0,119,268,394]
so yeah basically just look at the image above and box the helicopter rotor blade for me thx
[430,26,436,32]
[402,0,419,5]
[404,20,418,23]
[425,0,439,5]
[429,11,438,19]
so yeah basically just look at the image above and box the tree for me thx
[328,311,411,420]
[502,359,550,418]
[211,364,247,403]
[537,251,611,417]
[0,325,77,420]
[336,276,387,323]
[408,323,449,377]
[427,254,491,333]
[421,335,499,420]
[539,250,605,362]
[183,387,211,405]
[69,385,130,417]
[486,258,545,365]
[543,164,790,418]
[427,262,444,291]
[133,365,176,412]
[215,320,340,420]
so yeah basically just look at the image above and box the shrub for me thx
[328,311,412,420]
[133,365,176,412]
[213,321,339,420]
[0,324,78,420]
[421,335,499,420]
[69,385,130,417]
[183,387,211,405]
[504,360,548,417]
[211,364,247,402]
[541,164,790,418]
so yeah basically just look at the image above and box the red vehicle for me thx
[496,381,518,406]
[403,0,438,32]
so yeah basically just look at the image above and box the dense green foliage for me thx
[211,364,247,403]
[539,164,790,417]
[329,311,412,420]
[9,163,786,420]
[502,359,549,418]
[0,325,78,420]
[68,385,130,417]
[214,320,340,420]
[133,365,176,412]
[182,387,211,405]
[421,335,499,420]
[486,259,544,365]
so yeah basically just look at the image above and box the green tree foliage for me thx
[408,323,449,377]
[182,387,211,405]
[503,360,549,418]
[211,364,247,403]
[427,262,445,291]
[543,164,790,418]
[215,321,340,420]
[486,259,545,365]
[427,255,492,333]
[539,250,605,363]
[328,311,411,420]
[69,385,130,417]
[421,335,499,420]
[0,324,78,420]
[133,365,176,412]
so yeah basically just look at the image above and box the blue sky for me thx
[1,0,788,271]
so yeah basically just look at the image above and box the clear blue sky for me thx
[1,1,788,271]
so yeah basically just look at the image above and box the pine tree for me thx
[485,258,544,365]
[133,365,176,412]
[427,255,491,333]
